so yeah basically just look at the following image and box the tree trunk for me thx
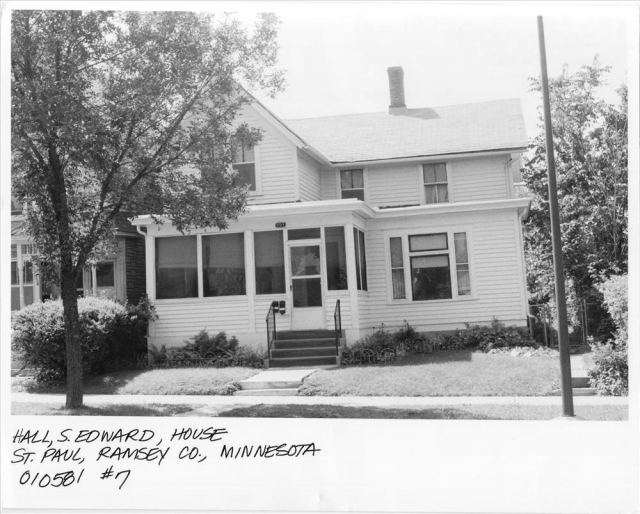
[60,255,83,409]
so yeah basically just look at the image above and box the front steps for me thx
[551,350,597,396]
[233,368,319,396]
[266,330,342,368]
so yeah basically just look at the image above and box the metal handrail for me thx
[333,299,342,356]
[266,302,277,360]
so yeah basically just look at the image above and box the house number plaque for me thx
[275,222,286,228]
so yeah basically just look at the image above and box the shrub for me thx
[183,329,239,356]
[11,296,150,383]
[459,318,528,350]
[588,342,628,396]
[597,275,628,343]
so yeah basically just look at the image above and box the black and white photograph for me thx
[2,1,637,512]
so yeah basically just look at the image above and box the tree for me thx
[11,10,284,408]
[522,58,627,335]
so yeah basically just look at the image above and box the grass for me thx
[12,367,262,396]
[299,350,562,397]
[218,404,628,420]
[11,402,196,416]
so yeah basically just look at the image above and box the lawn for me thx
[299,350,562,397]
[12,367,261,396]
[218,403,628,420]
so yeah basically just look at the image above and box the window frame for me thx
[421,162,452,205]
[339,168,365,202]
[353,227,368,291]
[384,227,474,304]
[10,242,38,311]
[232,142,262,196]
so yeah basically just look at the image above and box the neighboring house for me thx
[131,66,531,367]
[10,204,146,311]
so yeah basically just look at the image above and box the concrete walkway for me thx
[12,392,628,408]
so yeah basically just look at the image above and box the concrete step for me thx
[233,388,299,396]
[269,356,338,368]
[551,388,597,397]
[271,347,337,359]
[273,338,336,350]
[276,330,335,341]
[239,380,303,390]
[572,376,591,388]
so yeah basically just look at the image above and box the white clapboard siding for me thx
[321,169,338,200]
[367,164,422,207]
[451,156,510,202]
[298,151,322,201]
[152,299,251,342]
[361,211,526,332]
[236,107,297,205]
[254,296,292,333]
[325,292,352,329]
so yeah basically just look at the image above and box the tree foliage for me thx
[522,59,627,311]
[11,10,284,407]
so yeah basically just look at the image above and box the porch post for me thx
[244,230,256,332]
[344,223,360,331]
[145,234,156,301]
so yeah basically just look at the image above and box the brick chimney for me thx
[387,66,408,115]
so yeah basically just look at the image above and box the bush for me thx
[459,318,529,350]
[597,275,628,343]
[11,296,151,383]
[183,329,239,356]
[588,342,628,396]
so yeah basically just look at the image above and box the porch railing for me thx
[266,301,277,360]
[333,299,342,356]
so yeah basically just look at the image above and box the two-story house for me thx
[131,66,531,367]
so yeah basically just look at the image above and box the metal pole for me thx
[537,16,575,417]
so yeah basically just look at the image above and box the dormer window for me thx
[232,143,256,192]
[423,163,448,204]
[340,169,364,201]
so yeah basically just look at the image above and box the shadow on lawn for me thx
[336,349,474,370]
[14,369,149,395]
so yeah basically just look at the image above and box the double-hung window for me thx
[232,143,256,192]
[11,243,36,311]
[389,231,471,302]
[423,163,448,204]
[340,169,364,201]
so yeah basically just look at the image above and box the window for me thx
[11,196,22,215]
[96,261,115,288]
[233,143,256,191]
[454,233,471,296]
[202,233,246,297]
[288,227,321,240]
[390,231,471,302]
[423,163,448,204]
[156,236,198,299]
[325,227,348,290]
[389,237,405,299]
[353,228,368,291]
[409,233,451,301]
[255,231,285,295]
[340,169,364,201]
[10,243,37,311]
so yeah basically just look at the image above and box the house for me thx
[10,203,146,311]
[131,66,531,367]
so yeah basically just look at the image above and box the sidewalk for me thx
[12,392,628,408]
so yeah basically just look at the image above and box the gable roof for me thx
[285,98,528,164]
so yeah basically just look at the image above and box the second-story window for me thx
[423,163,448,204]
[233,143,256,192]
[340,169,364,201]
[11,196,23,215]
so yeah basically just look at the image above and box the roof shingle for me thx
[285,98,528,163]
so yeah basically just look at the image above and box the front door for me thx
[289,244,325,330]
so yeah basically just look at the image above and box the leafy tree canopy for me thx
[12,9,284,274]
[523,58,627,305]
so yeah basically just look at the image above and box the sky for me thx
[227,2,632,140]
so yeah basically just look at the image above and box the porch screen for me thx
[156,236,198,299]
[353,228,368,291]
[325,227,347,290]
[202,233,246,296]
[255,231,285,294]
